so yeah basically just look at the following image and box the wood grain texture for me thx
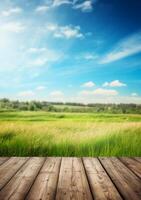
[134,157,141,163]
[119,157,141,179]
[0,157,45,200]
[0,158,10,166]
[99,157,141,200]
[56,157,93,200]
[83,158,122,200]
[0,157,29,190]
[0,157,141,200]
[26,157,61,200]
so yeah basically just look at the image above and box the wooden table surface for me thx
[0,157,141,200]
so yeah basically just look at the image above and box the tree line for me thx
[0,98,141,114]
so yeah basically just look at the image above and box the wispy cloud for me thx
[26,47,63,67]
[28,58,47,67]
[79,88,118,96]
[27,48,47,54]
[76,93,141,104]
[131,92,138,97]
[103,80,126,87]
[75,52,98,62]
[35,0,94,13]
[35,0,72,12]
[100,31,141,64]
[1,7,23,17]
[53,0,72,7]
[82,81,95,87]
[47,24,84,39]
[83,53,98,60]
[35,5,50,13]
[36,86,46,91]
[73,0,93,12]
[0,22,25,33]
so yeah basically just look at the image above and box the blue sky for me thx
[0,0,141,103]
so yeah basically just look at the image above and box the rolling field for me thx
[0,111,141,156]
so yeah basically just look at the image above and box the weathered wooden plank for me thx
[26,157,61,200]
[83,158,122,200]
[0,157,29,190]
[0,157,10,166]
[134,157,141,163]
[100,157,141,200]
[0,157,45,200]
[120,157,141,179]
[56,157,93,200]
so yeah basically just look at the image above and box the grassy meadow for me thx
[0,111,141,156]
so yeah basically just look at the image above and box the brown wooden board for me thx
[56,157,93,200]
[0,157,141,200]
[0,157,29,190]
[134,157,141,163]
[0,158,10,166]
[0,157,45,200]
[83,158,122,200]
[99,157,141,200]
[119,157,141,179]
[26,157,61,200]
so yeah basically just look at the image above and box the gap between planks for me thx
[0,157,141,200]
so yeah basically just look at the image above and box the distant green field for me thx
[0,111,141,156]
[1,111,141,122]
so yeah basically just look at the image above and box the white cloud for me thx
[82,81,95,88]
[47,24,58,31]
[75,93,141,104]
[73,0,93,12]
[35,0,71,14]
[27,48,46,54]
[93,88,118,96]
[18,90,35,97]
[1,7,23,17]
[80,88,118,96]
[103,80,126,87]
[100,31,141,64]
[36,86,46,91]
[35,5,49,12]
[47,24,84,39]
[35,0,93,12]
[75,52,98,61]
[26,47,63,67]
[131,93,138,97]
[29,58,47,67]
[8,91,141,104]
[53,0,72,7]
[0,22,25,33]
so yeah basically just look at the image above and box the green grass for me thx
[0,111,141,156]
[1,111,141,122]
